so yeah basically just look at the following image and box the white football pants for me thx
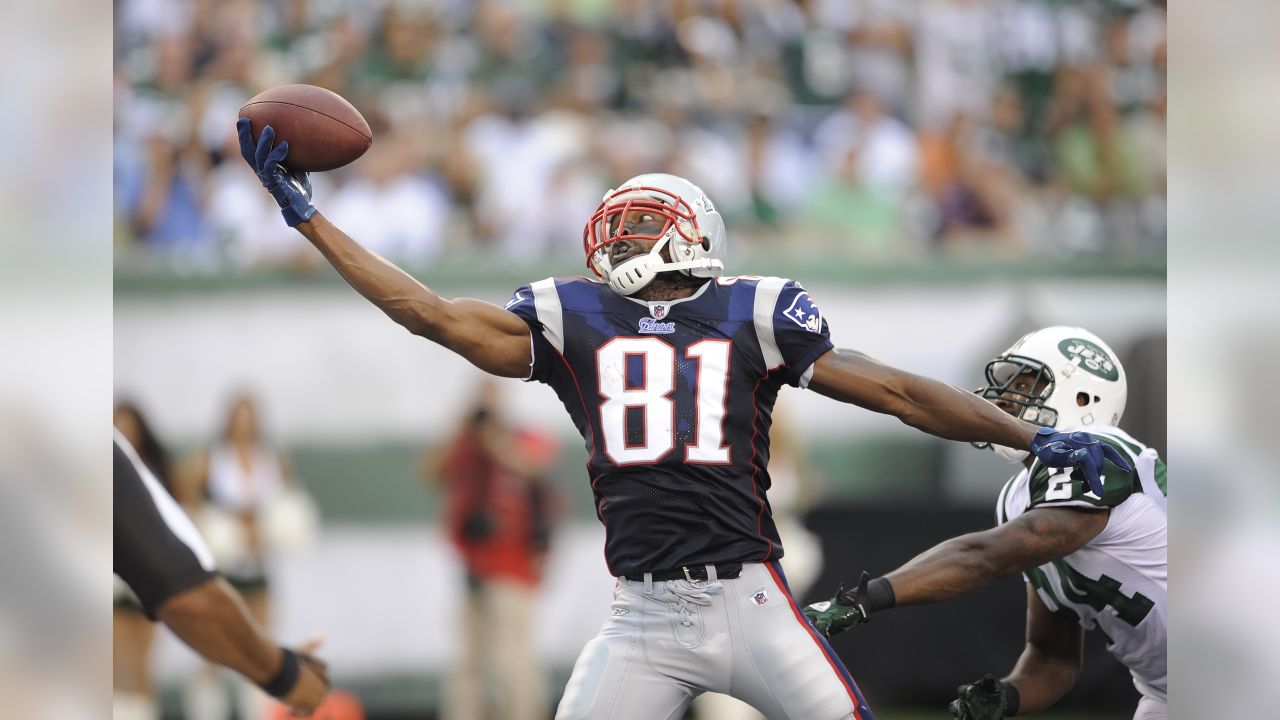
[555,561,874,720]
[1134,695,1167,720]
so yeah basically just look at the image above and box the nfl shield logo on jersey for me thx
[783,291,823,333]
[649,302,670,319]
[751,588,769,606]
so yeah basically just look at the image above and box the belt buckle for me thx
[682,565,695,582]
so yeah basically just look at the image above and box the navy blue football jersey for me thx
[506,276,834,577]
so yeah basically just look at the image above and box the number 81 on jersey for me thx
[596,337,732,466]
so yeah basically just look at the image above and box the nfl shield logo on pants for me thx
[751,588,769,606]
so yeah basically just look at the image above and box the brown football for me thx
[239,84,373,172]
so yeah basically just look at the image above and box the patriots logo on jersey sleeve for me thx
[504,290,527,310]
[783,292,823,333]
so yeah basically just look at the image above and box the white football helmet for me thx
[583,173,726,295]
[976,326,1128,463]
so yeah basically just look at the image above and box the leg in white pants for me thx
[1133,695,1167,720]
[555,578,700,720]
[721,563,870,720]
[556,564,870,720]
[694,524,825,720]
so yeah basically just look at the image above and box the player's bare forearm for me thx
[156,576,284,685]
[881,530,1024,606]
[295,213,452,334]
[1003,588,1084,714]
[295,214,532,376]
[883,508,1109,606]
[1004,648,1080,716]
[809,348,1038,448]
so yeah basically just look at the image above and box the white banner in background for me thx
[114,281,1163,443]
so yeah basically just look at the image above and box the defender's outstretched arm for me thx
[882,506,1109,606]
[803,507,1107,637]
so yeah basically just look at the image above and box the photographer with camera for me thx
[425,379,560,720]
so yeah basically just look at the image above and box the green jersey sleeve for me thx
[1027,435,1140,510]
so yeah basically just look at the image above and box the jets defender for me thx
[806,327,1166,720]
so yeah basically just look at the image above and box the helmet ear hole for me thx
[1076,392,1091,407]
[701,237,710,251]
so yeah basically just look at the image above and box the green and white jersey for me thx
[996,426,1167,701]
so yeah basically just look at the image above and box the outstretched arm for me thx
[158,577,330,713]
[803,507,1108,637]
[236,119,531,377]
[807,347,1038,450]
[114,435,328,715]
[885,506,1109,606]
[295,214,532,377]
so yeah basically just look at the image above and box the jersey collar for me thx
[622,279,714,317]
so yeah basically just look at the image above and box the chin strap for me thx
[607,234,724,295]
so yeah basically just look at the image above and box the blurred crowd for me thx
[113,0,1166,274]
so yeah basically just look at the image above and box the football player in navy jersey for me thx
[237,119,1129,720]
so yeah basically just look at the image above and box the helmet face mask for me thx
[978,355,1060,429]
[583,173,726,295]
[973,326,1128,463]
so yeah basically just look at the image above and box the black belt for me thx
[625,562,743,582]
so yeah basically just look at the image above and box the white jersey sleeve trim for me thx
[797,363,815,389]
[1101,427,1167,516]
[521,333,537,382]
[531,278,565,353]
[752,276,787,370]
[1134,448,1165,515]
[995,473,1016,526]
[114,429,216,572]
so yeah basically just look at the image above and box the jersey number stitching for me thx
[1028,562,1156,628]
[1051,559,1156,627]
[1044,468,1102,502]
[1045,470,1074,500]
[597,337,732,466]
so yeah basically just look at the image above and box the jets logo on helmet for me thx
[1058,338,1119,381]
[583,173,727,296]
[975,326,1128,463]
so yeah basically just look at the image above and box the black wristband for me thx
[1003,681,1021,716]
[864,577,896,613]
[260,647,300,699]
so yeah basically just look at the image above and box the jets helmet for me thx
[583,173,726,296]
[976,326,1128,462]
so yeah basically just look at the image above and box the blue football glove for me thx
[1028,427,1133,497]
[236,118,317,227]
